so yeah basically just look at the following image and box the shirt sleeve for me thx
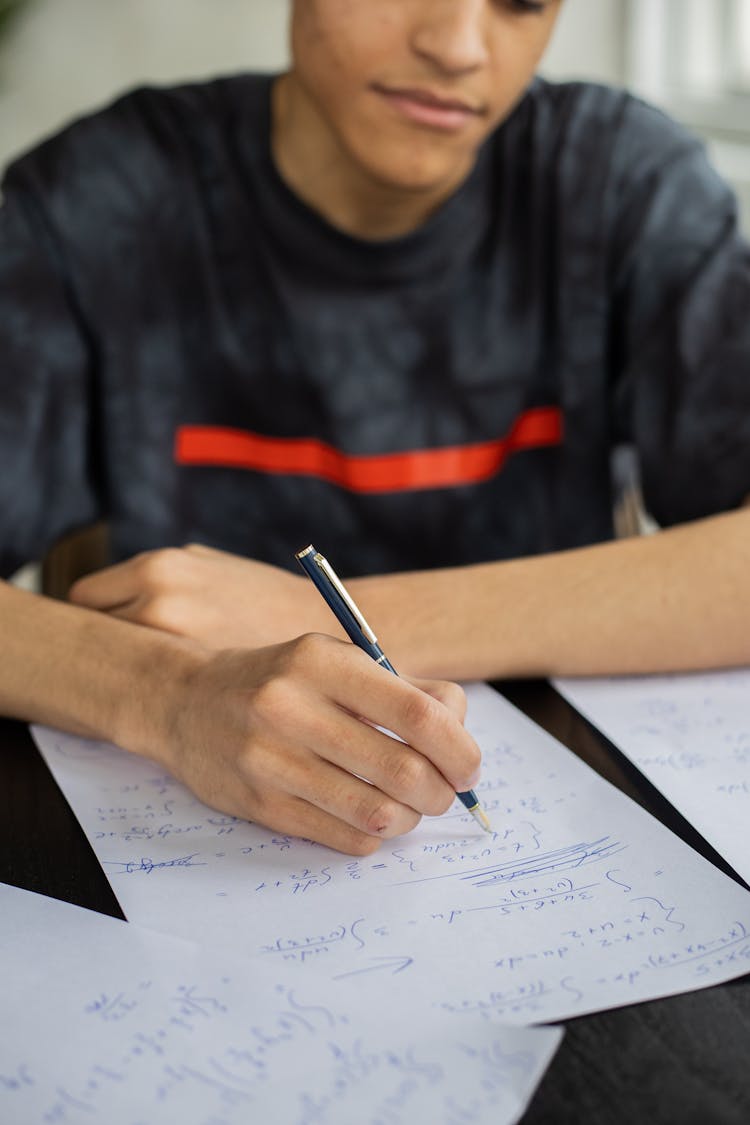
[609,96,750,526]
[0,166,102,579]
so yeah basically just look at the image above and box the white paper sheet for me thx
[0,881,561,1125]
[32,682,750,1024]
[554,668,750,886]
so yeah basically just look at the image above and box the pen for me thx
[295,544,492,835]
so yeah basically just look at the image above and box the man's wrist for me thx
[107,629,211,767]
[0,580,215,766]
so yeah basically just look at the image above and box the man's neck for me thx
[271,73,473,242]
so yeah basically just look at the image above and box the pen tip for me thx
[474,807,493,835]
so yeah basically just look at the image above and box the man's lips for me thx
[372,84,485,131]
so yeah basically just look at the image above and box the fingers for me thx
[409,677,468,723]
[293,698,456,817]
[72,578,190,638]
[69,558,140,609]
[298,637,481,794]
[157,633,482,855]
[104,594,192,636]
[69,549,187,610]
[243,741,422,841]
[242,634,481,805]
[242,791,387,857]
[70,546,215,611]
[69,549,206,635]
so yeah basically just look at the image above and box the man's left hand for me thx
[69,544,342,650]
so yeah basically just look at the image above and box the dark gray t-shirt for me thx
[1,73,749,578]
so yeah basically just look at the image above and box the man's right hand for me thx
[154,632,482,855]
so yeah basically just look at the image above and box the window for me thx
[626,0,750,231]
[627,0,750,137]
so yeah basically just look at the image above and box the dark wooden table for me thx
[2,680,749,1123]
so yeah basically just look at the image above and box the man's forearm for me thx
[0,580,201,757]
[0,579,485,856]
[349,508,750,681]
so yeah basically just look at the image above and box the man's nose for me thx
[410,0,489,76]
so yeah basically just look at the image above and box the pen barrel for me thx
[296,545,490,833]
[297,546,363,643]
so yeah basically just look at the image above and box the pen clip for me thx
[313,553,378,645]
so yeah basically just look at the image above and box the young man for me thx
[1,1,749,855]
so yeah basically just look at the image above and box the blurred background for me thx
[1,0,749,230]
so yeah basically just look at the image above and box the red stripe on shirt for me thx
[174,406,563,494]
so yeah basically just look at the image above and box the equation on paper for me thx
[0,882,561,1125]
[555,668,750,886]
[32,682,750,1023]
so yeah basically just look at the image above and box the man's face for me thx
[288,0,562,195]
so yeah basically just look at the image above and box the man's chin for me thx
[361,148,478,199]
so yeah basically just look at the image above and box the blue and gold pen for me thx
[296,544,492,835]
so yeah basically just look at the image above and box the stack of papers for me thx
[4,678,750,1123]
[29,683,750,1022]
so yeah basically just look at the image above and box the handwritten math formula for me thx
[33,682,750,1024]
[1,882,562,1125]
[555,668,750,886]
